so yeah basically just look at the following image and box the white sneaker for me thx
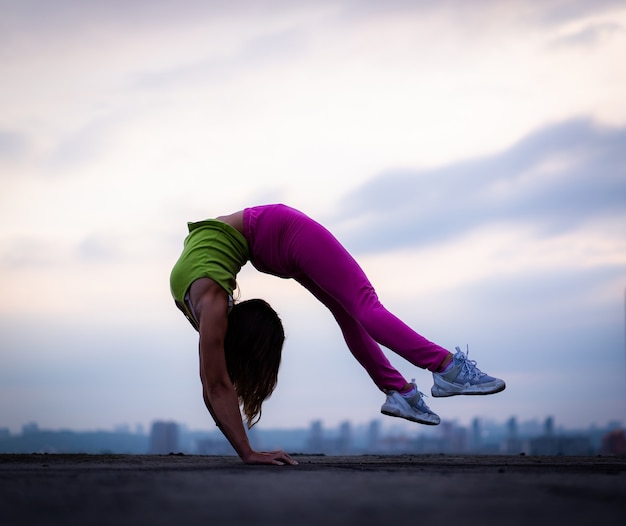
[431,346,506,397]
[381,381,440,425]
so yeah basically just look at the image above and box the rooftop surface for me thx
[1,454,625,525]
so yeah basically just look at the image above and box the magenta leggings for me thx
[243,204,450,392]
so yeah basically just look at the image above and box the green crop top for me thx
[169,219,250,328]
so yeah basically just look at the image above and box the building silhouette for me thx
[367,420,382,452]
[2,415,623,456]
[149,421,179,454]
[503,416,523,454]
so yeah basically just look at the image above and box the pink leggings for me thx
[243,204,451,392]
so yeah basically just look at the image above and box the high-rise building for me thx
[504,416,523,454]
[367,420,381,452]
[470,418,482,452]
[307,420,324,453]
[149,421,179,454]
[337,421,352,454]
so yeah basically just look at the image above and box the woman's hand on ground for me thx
[243,449,298,466]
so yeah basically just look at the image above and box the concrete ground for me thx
[1,454,625,526]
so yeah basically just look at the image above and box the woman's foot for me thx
[381,381,440,425]
[431,346,506,397]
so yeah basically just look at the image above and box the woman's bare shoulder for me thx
[189,278,229,321]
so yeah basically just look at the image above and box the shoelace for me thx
[454,345,486,381]
[408,379,433,410]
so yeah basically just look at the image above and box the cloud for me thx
[338,0,626,28]
[132,26,309,92]
[457,262,625,323]
[334,119,626,253]
[4,0,623,41]
[0,237,62,269]
[48,119,116,171]
[535,0,626,25]
[0,0,218,32]
[76,234,122,263]
[0,233,123,270]
[0,0,319,40]
[549,22,626,48]
[0,131,25,160]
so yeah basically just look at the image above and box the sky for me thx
[1,0,625,436]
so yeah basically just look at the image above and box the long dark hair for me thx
[224,299,285,428]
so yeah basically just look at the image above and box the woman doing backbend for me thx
[170,204,505,466]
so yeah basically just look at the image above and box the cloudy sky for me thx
[1,0,625,436]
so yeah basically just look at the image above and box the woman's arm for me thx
[191,279,297,465]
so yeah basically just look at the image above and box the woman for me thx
[170,204,505,465]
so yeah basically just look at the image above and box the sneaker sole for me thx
[381,407,440,426]
[431,381,506,398]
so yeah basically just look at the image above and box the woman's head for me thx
[224,299,285,428]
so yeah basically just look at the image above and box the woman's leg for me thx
[288,212,451,373]
[296,274,408,392]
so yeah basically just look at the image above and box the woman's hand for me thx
[242,449,298,466]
